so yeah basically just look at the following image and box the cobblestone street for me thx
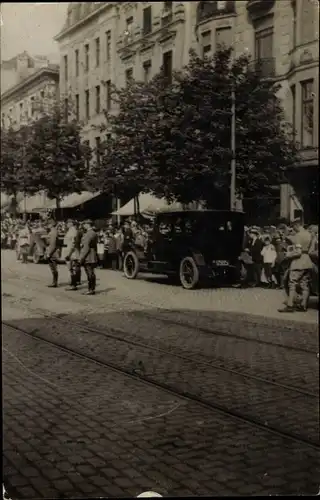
[2,251,320,498]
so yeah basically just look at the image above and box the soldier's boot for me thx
[48,271,58,288]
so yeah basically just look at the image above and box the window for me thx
[95,136,101,166]
[19,102,23,119]
[201,30,211,57]
[106,30,111,61]
[106,80,112,110]
[84,140,90,169]
[216,27,232,49]
[75,94,80,121]
[126,16,133,33]
[75,49,79,76]
[63,55,68,81]
[95,85,101,114]
[64,97,69,121]
[95,37,100,67]
[125,68,133,86]
[163,50,172,84]
[143,60,151,83]
[85,89,90,120]
[162,1,173,26]
[290,85,296,140]
[143,6,152,35]
[301,80,314,147]
[255,19,273,61]
[84,43,89,73]
[30,96,35,116]
[254,17,274,77]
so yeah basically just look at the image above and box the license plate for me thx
[214,260,229,266]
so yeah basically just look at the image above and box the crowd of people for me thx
[1,213,318,310]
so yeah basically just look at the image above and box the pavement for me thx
[2,250,320,498]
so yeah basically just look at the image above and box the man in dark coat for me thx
[79,219,98,295]
[46,218,60,288]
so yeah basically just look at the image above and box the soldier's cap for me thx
[83,219,93,225]
[249,227,259,234]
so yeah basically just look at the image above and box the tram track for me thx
[3,320,320,451]
[3,266,318,356]
[2,298,317,397]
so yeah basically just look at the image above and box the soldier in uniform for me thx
[79,219,98,295]
[46,218,60,288]
[278,218,313,313]
[64,219,82,291]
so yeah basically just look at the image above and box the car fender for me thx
[189,249,206,267]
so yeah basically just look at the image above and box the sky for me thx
[0,2,68,61]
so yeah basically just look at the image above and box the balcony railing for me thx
[161,9,173,27]
[247,0,275,16]
[196,1,235,24]
[249,58,276,78]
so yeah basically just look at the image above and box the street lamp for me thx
[230,88,236,211]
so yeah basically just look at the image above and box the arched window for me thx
[300,0,315,44]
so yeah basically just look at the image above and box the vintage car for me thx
[123,210,245,289]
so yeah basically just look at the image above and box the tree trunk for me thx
[55,197,61,220]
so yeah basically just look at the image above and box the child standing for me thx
[261,236,277,288]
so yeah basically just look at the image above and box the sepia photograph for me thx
[1,1,319,498]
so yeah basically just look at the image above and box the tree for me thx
[24,98,92,209]
[0,124,37,215]
[93,48,298,209]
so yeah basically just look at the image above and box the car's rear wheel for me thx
[179,257,200,289]
[123,251,139,280]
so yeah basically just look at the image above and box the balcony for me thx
[161,8,173,28]
[247,0,275,17]
[249,58,276,79]
[196,1,235,25]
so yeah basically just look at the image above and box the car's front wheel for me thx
[123,251,140,280]
[179,257,200,289]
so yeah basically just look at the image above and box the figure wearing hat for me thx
[46,218,60,287]
[278,217,313,313]
[246,227,264,287]
[79,219,98,295]
[64,219,82,291]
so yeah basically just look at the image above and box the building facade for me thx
[1,65,59,131]
[55,1,319,223]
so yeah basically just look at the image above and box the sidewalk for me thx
[1,249,318,324]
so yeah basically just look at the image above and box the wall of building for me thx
[1,71,59,131]
[55,0,319,222]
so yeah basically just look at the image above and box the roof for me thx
[55,3,112,41]
[1,66,59,102]
[43,191,100,210]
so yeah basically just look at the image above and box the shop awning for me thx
[44,191,100,210]
[112,193,183,216]
[17,192,49,213]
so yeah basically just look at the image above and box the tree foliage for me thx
[0,125,36,197]
[92,47,298,208]
[24,100,92,207]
